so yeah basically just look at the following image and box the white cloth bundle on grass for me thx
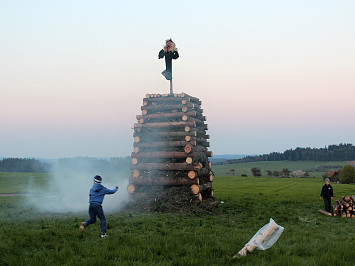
[235,218,284,257]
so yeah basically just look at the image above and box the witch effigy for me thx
[159,39,179,93]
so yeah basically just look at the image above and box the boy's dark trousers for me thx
[84,203,107,233]
[323,197,331,212]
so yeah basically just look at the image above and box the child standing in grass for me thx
[79,175,119,238]
[320,178,333,213]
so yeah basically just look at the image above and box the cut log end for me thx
[133,147,139,153]
[132,169,139,178]
[127,184,135,194]
[132,158,138,165]
[188,171,196,179]
[185,135,191,141]
[184,144,192,153]
[134,136,140,143]
[186,157,193,164]
[191,184,199,195]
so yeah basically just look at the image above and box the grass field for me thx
[0,171,354,265]
[212,160,349,177]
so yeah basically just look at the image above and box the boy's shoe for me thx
[79,222,85,233]
[101,233,107,238]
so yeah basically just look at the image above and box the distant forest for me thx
[217,144,355,165]
[0,158,51,173]
[0,157,130,173]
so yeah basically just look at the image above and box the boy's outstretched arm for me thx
[104,186,119,194]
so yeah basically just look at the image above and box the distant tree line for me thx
[0,157,131,173]
[0,158,51,173]
[217,144,355,165]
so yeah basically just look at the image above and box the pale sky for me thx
[1,0,354,158]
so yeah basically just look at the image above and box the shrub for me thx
[251,167,261,177]
[339,165,355,184]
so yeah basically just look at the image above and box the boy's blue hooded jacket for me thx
[89,183,118,204]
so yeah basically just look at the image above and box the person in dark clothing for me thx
[158,39,179,80]
[79,175,119,238]
[320,178,333,212]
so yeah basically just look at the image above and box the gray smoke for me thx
[24,158,130,214]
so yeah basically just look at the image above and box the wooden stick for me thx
[318,209,332,216]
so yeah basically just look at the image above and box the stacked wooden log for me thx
[128,93,214,204]
[333,196,355,218]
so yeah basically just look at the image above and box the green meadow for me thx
[212,160,348,177]
[0,168,354,265]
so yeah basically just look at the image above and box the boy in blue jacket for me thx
[79,175,119,238]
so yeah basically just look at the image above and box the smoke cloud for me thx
[24,158,130,214]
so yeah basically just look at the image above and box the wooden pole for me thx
[170,79,173,94]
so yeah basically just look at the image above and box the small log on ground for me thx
[318,209,332,216]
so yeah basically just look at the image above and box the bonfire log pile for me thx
[128,93,214,204]
[333,196,355,218]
